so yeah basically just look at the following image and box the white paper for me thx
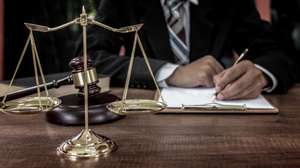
[160,87,275,109]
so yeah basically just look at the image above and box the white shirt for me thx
[156,0,277,92]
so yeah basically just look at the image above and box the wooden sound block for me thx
[46,92,124,126]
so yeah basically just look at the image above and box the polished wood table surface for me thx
[1,84,300,168]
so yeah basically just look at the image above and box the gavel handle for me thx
[0,75,72,102]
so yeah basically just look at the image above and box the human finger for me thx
[197,70,215,87]
[204,55,224,74]
[213,71,226,85]
[216,69,254,99]
[220,82,261,100]
[214,63,248,92]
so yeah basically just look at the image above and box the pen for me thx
[214,48,249,98]
[233,48,249,65]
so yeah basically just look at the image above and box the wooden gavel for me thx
[0,56,101,102]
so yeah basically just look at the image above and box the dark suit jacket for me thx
[75,0,297,92]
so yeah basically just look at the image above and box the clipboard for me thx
[159,103,279,114]
[155,87,279,114]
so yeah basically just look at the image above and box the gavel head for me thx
[69,56,101,97]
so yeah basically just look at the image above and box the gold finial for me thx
[80,6,88,26]
[82,6,86,14]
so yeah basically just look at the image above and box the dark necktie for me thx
[164,0,189,64]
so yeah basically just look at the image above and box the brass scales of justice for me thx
[0,6,166,158]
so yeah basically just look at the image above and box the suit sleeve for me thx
[231,0,297,93]
[75,0,167,88]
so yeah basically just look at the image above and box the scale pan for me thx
[0,96,61,114]
[106,99,166,115]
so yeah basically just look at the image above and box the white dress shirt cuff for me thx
[255,64,278,92]
[156,63,180,88]
[190,0,199,5]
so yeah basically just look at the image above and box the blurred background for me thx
[1,0,99,80]
[0,0,299,81]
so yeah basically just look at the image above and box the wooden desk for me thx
[1,84,300,168]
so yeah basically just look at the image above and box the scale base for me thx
[57,129,117,158]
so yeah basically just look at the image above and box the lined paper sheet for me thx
[160,87,275,109]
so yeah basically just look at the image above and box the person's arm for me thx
[166,55,224,88]
[214,0,296,100]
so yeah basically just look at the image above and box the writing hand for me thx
[214,60,268,100]
[167,55,224,87]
